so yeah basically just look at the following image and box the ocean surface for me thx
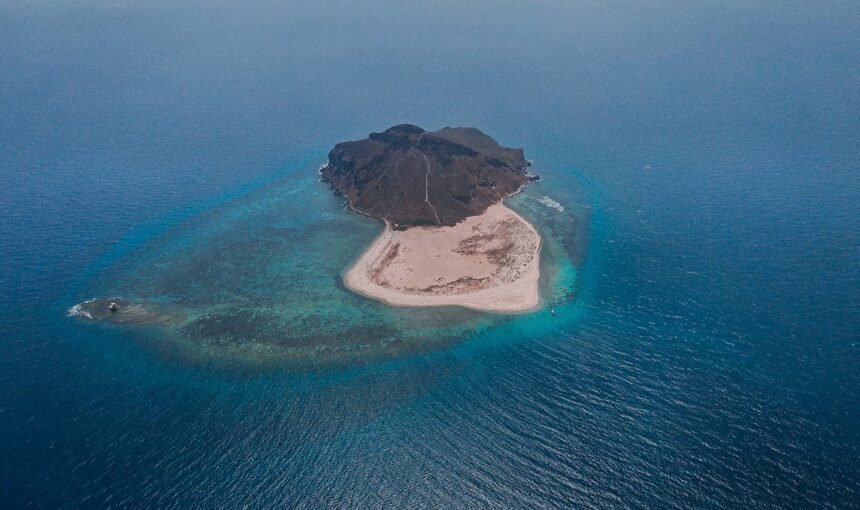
[1,0,858,507]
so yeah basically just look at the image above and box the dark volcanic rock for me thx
[321,124,533,226]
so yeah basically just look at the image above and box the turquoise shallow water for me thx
[2,0,858,507]
[70,157,583,366]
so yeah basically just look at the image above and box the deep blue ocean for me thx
[1,0,858,507]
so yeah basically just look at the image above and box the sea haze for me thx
[1,0,858,507]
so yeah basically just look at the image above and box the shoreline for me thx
[342,201,542,314]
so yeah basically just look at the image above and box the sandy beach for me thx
[343,203,541,313]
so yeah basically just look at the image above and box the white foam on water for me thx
[538,196,565,212]
[66,299,96,319]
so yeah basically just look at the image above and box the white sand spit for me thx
[343,203,541,313]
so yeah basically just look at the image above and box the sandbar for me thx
[343,203,541,313]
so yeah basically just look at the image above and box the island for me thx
[322,124,542,313]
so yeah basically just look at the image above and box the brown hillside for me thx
[321,124,534,226]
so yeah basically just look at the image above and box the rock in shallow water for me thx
[68,297,183,325]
